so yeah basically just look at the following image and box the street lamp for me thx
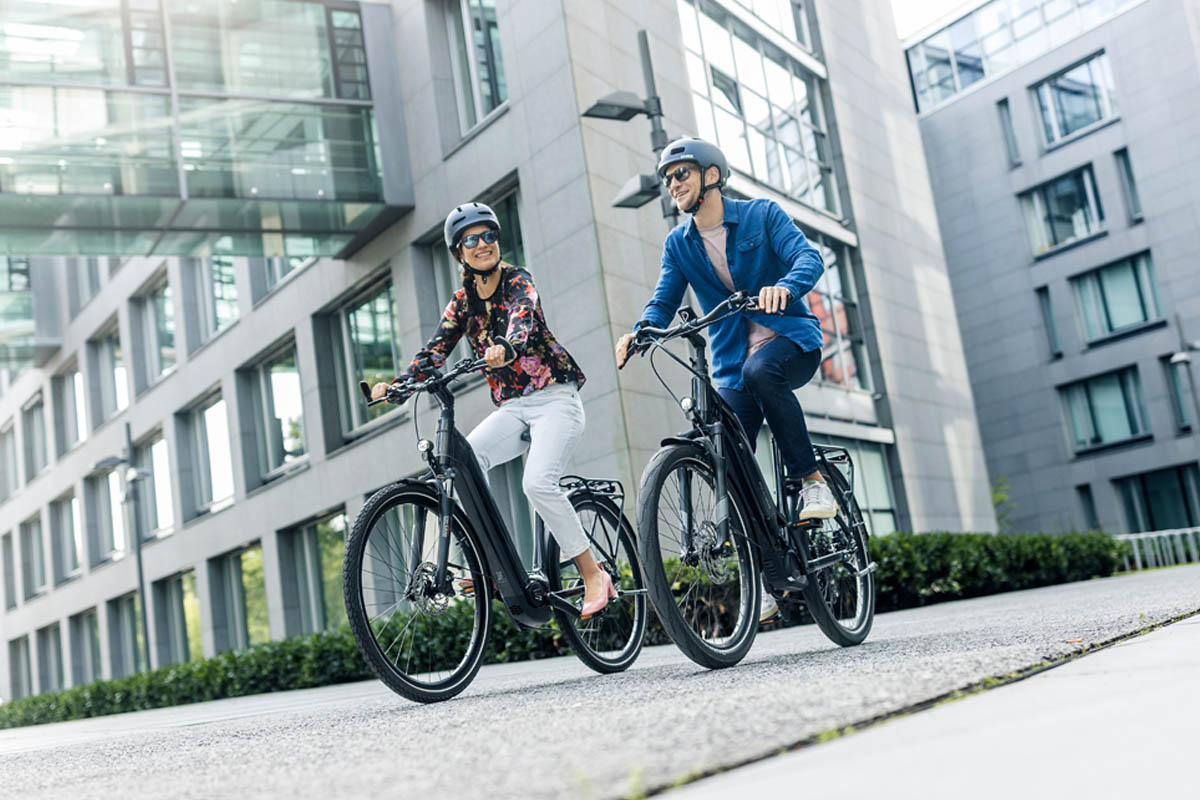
[95,422,152,673]
[581,29,678,230]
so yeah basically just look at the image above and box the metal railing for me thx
[1114,528,1200,571]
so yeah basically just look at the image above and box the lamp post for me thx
[582,29,679,231]
[95,422,151,672]
[1169,314,1200,434]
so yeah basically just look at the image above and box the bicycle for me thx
[625,291,876,669]
[343,352,647,703]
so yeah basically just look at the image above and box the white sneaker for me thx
[798,479,837,520]
[759,585,779,623]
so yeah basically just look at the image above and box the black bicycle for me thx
[625,292,876,669]
[343,353,647,703]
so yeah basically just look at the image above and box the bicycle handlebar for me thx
[632,291,760,353]
[358,338,514,407]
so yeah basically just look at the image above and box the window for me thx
[212,545,270,652]
[1020,165,1103,255]
[1114,148,1142,220]
[1036,287,1062,357]
[281,513,347,635]
[1061,367,1150,453]
[50,493,83,584]
[678,0,838,213]
[155,571,203,665]
[1163,356,1196,433]
[1034,52,1116,145]
[91,324,129,422]
[187,256,239,347]
[997,98,1021,166]
[1077,484,1100,530]
[2,533,16,610]
[87,469,127,565]
[446,0,508,132]
[135,434,175,535]
[66,257,102,317]
[137,276,176,386]
[22,394,47,477]
[184,395,235,517]
[727,0,811,49]
[36,623,64,694]
[53,364,88,455]
[19,514,46,600]
[246,344,306,479]
[804,235,871,389]
[1070,252,1160,342]
[249,256,308,301]
[0,422,17,500]
[69,608,102,686]
[905,0,1131,111]
[8,636,32,701]
[330,280,401,433]
[755,431,897,535]
[107,592,145,678]
[1116,463,1200,532]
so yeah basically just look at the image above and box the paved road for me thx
[3,566,1198,800]
[670,607,1200,799]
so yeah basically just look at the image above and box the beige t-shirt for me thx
[697,221,778,358]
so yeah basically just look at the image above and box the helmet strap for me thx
[685,168,714,216]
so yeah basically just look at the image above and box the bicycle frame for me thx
[645,305,858,595]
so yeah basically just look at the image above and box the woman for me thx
[371,202,613,617]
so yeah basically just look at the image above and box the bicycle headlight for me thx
[681,397,694,413]
[417,438,433,454]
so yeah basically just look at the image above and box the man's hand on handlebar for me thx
[615,332,636,370]
[757,285,790,314]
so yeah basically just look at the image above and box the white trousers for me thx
[466,383,590,559]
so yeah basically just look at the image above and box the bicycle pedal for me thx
[856,561,878,578]
[458,578,476,597]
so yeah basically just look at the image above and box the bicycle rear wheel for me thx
[546,492,647,673]
[637,444,758,669]
[343,483,490,703]
[798,464,875,646]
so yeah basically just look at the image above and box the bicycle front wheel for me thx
[799,464,875,646]
[343,483,491,703]
[546,492,647,674]
[637,445,758,669]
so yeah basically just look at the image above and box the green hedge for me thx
[0,530,1128,729]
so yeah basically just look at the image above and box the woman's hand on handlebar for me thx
[484,343,512,368]
[369,381,392,401]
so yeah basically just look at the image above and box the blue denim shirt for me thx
[634,197,825,391]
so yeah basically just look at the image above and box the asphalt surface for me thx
[2,565,1198,800]
[670,609,1200,799]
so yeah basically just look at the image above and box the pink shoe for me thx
[580,571,617,619]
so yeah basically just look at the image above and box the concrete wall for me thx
[918,0,1200,532]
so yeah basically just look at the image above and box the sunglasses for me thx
[459,229,500,249]
[662,165,693,188]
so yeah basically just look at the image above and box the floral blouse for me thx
[402,264,586,405]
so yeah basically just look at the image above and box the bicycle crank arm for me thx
[806,548,854,574]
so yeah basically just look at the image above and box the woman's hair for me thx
[459,262,507,336]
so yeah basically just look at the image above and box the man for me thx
[615,137,836,622]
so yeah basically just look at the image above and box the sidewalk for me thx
[668,613,1199,799]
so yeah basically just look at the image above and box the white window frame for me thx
[189,394,234,515]
[250,342,308,481]
[332,279,402,436]
[22,393,47,477]
[50,493,83,582]
[445,0,508,134]
[1033,51,1117,147]
[1070,252,1160,343]
[20,515,46,599]
[93,323,129,422]
[135,433,175,536]
[193,256,240,344]
[141,275,176,383]
[1021,165,1104,255]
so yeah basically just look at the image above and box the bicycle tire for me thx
[636,444,759,669]
[545,492,648,674]
[343,482,491,703]
[799,464,875,647]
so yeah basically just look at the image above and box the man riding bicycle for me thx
[615,137,836,622]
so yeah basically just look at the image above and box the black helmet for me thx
[443,201,501,251]
[657,137,729,188]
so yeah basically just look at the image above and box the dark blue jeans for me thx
[717,336,821,479]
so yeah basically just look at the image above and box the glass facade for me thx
[190,395,235,514]
[217,545,270,651]
[906,0,1132,111]
[36,622,64,693]
[1061,366,1150,452]
[806,234,870,390]
[135,434,174,535]
[727,0,811,49]
[107,592,145,678]
[0,0,392,259]
[158,570,203,665]
[285,513,347,634]
[1034,52,1117,145]
[1021,165,1103,255]
[0,257,35,369]
[1070,252,1160,342]
[678,0,838,214]
[1116,463,1200,532]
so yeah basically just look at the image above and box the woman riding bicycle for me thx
[370,201,614,618]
